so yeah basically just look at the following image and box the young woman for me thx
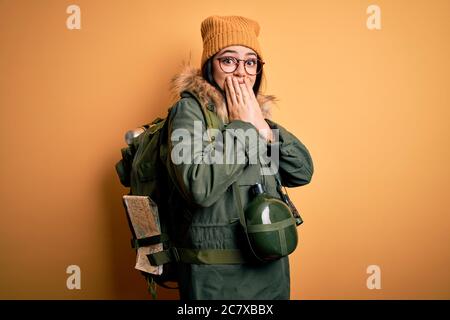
[164,15,314,300]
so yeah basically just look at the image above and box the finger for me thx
[232,77,244,105]
[244,78,255,97]
[244,77,256,101]
[240,80,251,105]
[226,76,238,106]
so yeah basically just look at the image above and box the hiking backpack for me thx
[115,91,221,297]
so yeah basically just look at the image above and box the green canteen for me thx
[244,184,298,261]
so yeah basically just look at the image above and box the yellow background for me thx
[1,0,449,299]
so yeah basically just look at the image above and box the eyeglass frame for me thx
[215,56,265,75]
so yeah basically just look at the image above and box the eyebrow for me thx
[218,50,257,57]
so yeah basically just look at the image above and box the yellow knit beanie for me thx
[200,15,263,68]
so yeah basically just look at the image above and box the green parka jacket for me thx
[164,66,314,300]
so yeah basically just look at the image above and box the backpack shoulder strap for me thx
[180,90,222,131]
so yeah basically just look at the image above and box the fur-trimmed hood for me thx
[170,65,276,124]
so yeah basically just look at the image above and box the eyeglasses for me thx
[216,56,265,75]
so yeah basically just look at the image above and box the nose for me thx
[233,60,246,78]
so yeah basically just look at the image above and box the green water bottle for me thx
[244,183,298,261]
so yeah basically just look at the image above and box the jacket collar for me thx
[170,65,276,124]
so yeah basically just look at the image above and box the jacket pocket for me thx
[235,164,261,209]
